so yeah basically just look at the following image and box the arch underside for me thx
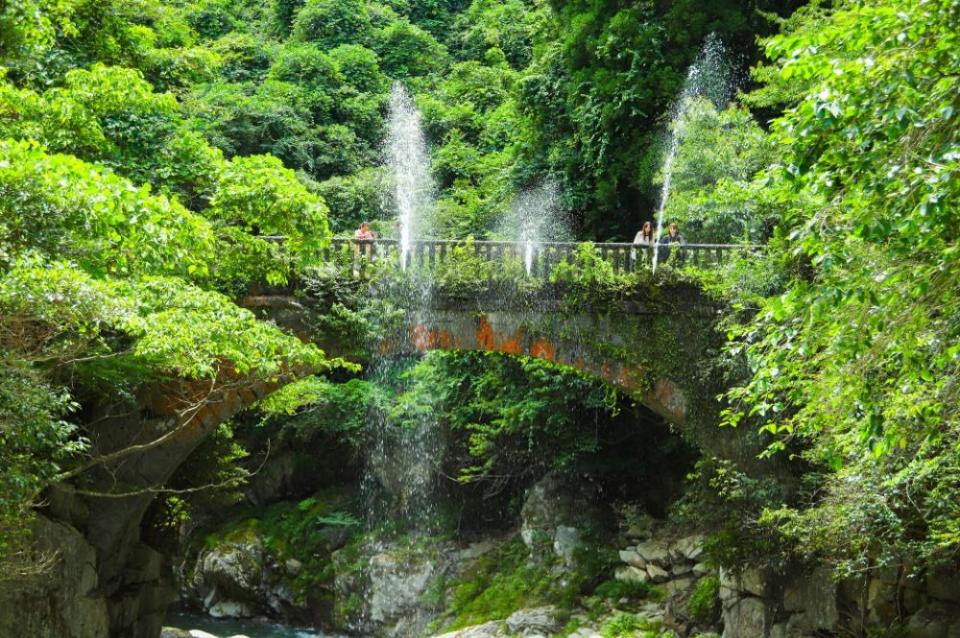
[237,291,719,428]
[380,310,692,425]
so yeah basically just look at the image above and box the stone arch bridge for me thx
[388,301,718,426]
[4,239,740,638]
[245,238,743,427]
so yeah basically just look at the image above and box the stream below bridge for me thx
[163,610,342,638]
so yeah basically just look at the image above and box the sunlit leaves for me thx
[0,260,328,382]
[725,0,960,567]
[120,276,328,379]
[0,0,80,72]
[450,0,534,70]
[372,19,446,77]
[0,140,215,278]
[0,363,82,570]
[210,153,331,283]
[659,97,776,243]
[257,376,371,451]
[291,0,372,49]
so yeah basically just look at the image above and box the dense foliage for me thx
[707,0,960,574]
[0,0,803,242]
[658,98,776,243]
[391,351,619,487]
[0,0,338,572]
[515,0,807,238]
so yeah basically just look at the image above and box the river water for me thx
[164,610,340,638]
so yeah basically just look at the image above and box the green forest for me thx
[0,0,958,636]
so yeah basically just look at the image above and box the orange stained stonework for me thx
[529,338,556,361]
[471,315,532,356]
[616,365,645,392]
[475,315,496,351]
[379,314,689,424]
[411,324,429,350]
[437,329,452,349]
[651,378,686,421]
[412,324,454,351]
[498,330,524,355]
[148,367,309,445]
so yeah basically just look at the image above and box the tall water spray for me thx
[523,222,536,276]
[362,83,441,540]
[386,82,433,269]
[361,360,444,535]
[651,35,733,272]
[500,181,569,275]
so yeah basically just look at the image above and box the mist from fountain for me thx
[498,180,570,275]
[363,83,442,540]
[360,359,444,536]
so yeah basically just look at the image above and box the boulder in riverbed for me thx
[431,621,503,638]
[520,473,614,560]
[209,599,254,619]
[505,606,561,636]
[633,540,670,567]
[615,565,649,584]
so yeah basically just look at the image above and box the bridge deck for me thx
[281,237,753,277]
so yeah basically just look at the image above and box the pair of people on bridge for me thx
[633,222,686,264]
[350,219,686,269]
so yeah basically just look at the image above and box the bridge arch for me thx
[243,280,724,428]
[381,304,716,426]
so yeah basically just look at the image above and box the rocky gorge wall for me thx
[718,562,960,638]
[0,366,306,638]
[0,515,110,638]
[173,470,960,638]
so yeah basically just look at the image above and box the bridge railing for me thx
[266,237,754,278]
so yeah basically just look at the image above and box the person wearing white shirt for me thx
[631,220,655,268]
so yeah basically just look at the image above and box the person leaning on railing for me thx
[352,221,378,273]
[658,222,686,264]
[353,221,378,241]
[631,220,655,267]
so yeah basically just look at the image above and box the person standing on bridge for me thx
[631,220,655,268]
[354,221,377,241]
[353,221,378,274]
[658,222,686,265]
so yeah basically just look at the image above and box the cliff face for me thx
[0,512,176,638]
[0,515,110,638]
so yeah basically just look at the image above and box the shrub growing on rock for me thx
[687,575,720,624]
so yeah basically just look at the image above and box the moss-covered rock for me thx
[519,472,615,564]
[686,576,720,625]
[332,534,458,637]
[180,487,360,625]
